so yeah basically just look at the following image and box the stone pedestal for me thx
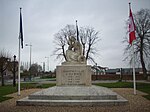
[56,65,91,86]
[17,63,128,106]
[17,85,128,106]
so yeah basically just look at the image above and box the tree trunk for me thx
[13,61,16,87]
[86,44,91,60]
[13,73,16,87]
[1,71,4,86]
[140,51,147,79]
[140,38,147,79]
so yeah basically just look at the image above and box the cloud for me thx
[0,0,150,70]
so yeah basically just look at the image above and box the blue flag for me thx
[19,8,23,49]
[76,20,79,42]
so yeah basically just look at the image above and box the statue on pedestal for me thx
[65,36,86,64]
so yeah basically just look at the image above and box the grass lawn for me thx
[94,82,150,100]
[40,76,56,80]
[0,85,17,102]
[0,83,56,102]
[94,82,133,88]
[136,83,150,100]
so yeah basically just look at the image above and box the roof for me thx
[106,69,120,73]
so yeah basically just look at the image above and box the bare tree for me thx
[79,27,87,56]
[0,49,11,86]
[29,63,42,76]
[53,25,76,61]
[53,24,100,63]
[82,27,100,62]
[123,9,150,79]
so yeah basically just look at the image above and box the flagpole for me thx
[129,3,136,95]
[18,33,21,96]
[76,20,79,42]
[132,41,136,95]
[18,7,22,96]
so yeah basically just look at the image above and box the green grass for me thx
[35,83,56,88]
[0,96,13,102]
[95,82,150,100]
[20,83,56,89]
[136,83,150,94]
[95,82,133,88]
[0,85,17,102]
[0,83,56,102]
[40,75,56,79]
[136,83,150,100]
[20,83,39,89]
[0,85,17,96]
[143,95,150,100]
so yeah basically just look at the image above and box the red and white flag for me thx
[129,7,136,44]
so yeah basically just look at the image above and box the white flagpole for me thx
[18,34,21,96]
[18,8,22,96]
[132,41,136,95]
[129,2,136,95]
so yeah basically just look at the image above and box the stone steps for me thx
[17,98,127,106]
[16,85,128,106]
[28,95,117,100]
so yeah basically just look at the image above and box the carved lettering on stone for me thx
[62,69,84,85]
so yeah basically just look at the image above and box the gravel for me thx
[0,88,150,112]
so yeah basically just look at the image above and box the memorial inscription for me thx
[56,65,91,86]
[62,69,84,85]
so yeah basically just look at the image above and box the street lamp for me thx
[41,62,45,72]
[45,57,49,72]
[26,43,32,80]
[13,55,16,87]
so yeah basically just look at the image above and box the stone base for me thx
[56,65,91,86]
[17,85,128,106]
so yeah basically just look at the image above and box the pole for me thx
[132,42,136,94]
[13,55,16,87]
[29,44,32,80]
[43,62,45,72]
[45,57,49,72]
[25,44,32,80]
[76,20,79,42]
[129,2,136,95]
[18,28,21,95]
[48,58,49,71]
[18,7,24,95]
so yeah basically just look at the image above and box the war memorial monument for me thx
[17,36,128,106]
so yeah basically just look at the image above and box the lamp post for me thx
[13,55,16,87]
[45,57,49,72]
[43,62,45,72]
[26,43,32,80]
[41,62,45,72]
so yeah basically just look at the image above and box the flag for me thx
[19,8,23,48]
[76,20,79,42]
[129,5,136,44]
[129,3,136,95]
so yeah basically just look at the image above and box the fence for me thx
[92,74,145,80]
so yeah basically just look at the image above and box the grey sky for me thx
[0,0,150,71]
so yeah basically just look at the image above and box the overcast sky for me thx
[0,0,150,71]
